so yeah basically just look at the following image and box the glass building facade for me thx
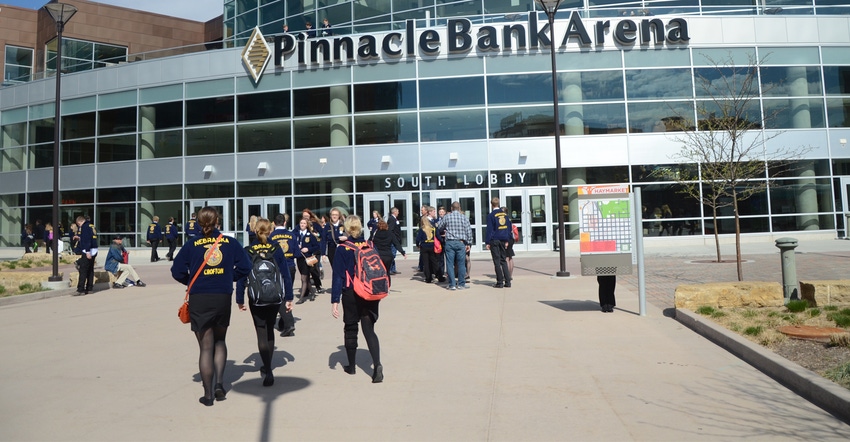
[1,2,850,252]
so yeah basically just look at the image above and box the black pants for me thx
[597,275,616,307]
[341,288,380,369]
[149,240,160,261]
[421,248,442,282]
[309,256,322,290]
[489,239,511,285]
[77,254,95,292]
[166,238,177,260]
[278,266,296,331]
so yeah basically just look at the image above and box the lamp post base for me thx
[43,279,70,290]
[48,275,63,282]
[554,271,571,278]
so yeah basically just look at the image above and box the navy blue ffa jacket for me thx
[269,227,300,268]
[75,222,98,254]
[486,208,512,242]
[147,222,162,241]
[235,240,294,305]
[296,228,320,258]
[165,222,179,241]
[185,218,200,239]
[311,221,325,255]
[331,235,366,304]
[416,225,437,251]
[326,221,345,247]
[170,230,251,295]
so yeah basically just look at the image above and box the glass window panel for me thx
[293,117,345,148]
[823,66,850,95]
[238,180,293,198]
[627,101,694,133]
[769,177,834,213]
[140,84,183,104]
[98,91,136,109]
[487,74,552,105]
[354,81,417,112]
[185,126,235,155]
[63,96,97,115]
[98,134,136,162]
[768,159,831,178]
[1,107,28,125]
[293,87,332,117]
[139,130,183,158]
[826,98,850,128]
[692,47,756,67]
[29,191,53,205]
[29,118,54,144]
[59,189,94,205]
[572,103,628,135]
[186,79,234,99]
[624,48,690,68]
[484,0,536,13]
[569,71,625,102]
[61,139,96,165]
[354,113,418,144]
[631,183,702,221]
[822,47,850,65]
[772,215,834,233]
[489,106,553,138]
[62,112,96,140]
[762,98,825,129]
[626,68,692,100]
[31,144,53,168]
[694,66,759,98]
[295,179,353,195]
[99,187,136,203]
[355,0,390,20]
[1,146,26,171]
[761,47,819,65]
[1,122,27,148]
[186,97,235,125]
[99,107,137,135]
[237,121,291,152]
[485,53,552,74]
[420,109,486,142]
[237,91,291,121]
[65,39,93,60]
[5,45,33,65]
[436,0,482,17]
[353,62,416,82]
[419,57,484,78]
[139,184,183,201]
[93,42,127,66]
[419,77,485,108]
[631,164,699,182]
[697,100,762,129]
[139,102,183,130]
[760,66,822,96]
[96,203,137,241]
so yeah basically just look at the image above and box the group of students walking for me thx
[171,206,384,407]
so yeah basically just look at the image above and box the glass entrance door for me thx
[188,199,231,238]
[841,177,850,239]
[501,187,552,251]
[362,192,415,250]
[428,190,482,252]
[243,197,286,243]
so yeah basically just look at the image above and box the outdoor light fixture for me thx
[840,138,847,147]
[519,150,528,158]
[203,165,214,173]
[449,152,459,161]
[319,157,328,164]
[381,155,392,164]
[257,161,269,171]
[44,2,77,284]
[536,0,570,277]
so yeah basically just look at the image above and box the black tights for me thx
[195,326,228,400]
[344,314,380,368]
[299,273,311,298]
[255,324,274,370]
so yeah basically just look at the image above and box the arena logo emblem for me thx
[241,27,272,84]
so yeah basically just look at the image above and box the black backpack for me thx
[246,245,284,306]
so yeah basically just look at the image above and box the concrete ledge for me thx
[0,282,109,307]
[676,308,850,425]
[674,281,784,309]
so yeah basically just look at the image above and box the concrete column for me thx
[562,72,584,136]
[139,105,156,159]
[775,237,799,303]
[787,66,811,129]
[330,86,350,147]
[139,196,154,247]
[566,168,587,240]
[795,160,819,230]
[331,178,351,213]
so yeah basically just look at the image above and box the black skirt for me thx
[188,292,232,332]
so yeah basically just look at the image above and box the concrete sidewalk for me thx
[1,238,849,440]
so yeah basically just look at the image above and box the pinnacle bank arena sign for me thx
[241,10,690,83]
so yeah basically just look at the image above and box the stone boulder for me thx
[674,282,784,310]
[800,280,850,307]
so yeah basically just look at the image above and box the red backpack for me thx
[343,241,390,301]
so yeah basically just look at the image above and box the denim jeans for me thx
[444,240,467,288]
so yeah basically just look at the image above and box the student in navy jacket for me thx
[269,213,300,335]
[74,216,98,295]
[301,209,324,295]
[170,206,251,407]
[415,217,445,284]
[235,218,294,387]
[485,197,512,288]
[331,215,383,383]
[295,217,321,304]
[324,208,348,267]
[146,216,163,262]
[165,217,180,261]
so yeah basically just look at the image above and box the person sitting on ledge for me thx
[105,235,147,289]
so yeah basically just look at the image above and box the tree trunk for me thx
[711,205,721,262]
[732,188,743,281]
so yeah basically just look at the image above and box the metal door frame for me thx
[362,192,415,249]
[189,199,232,238]
[501,187,552,251]
[428,190,483,252]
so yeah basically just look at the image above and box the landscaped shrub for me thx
[786,299,809,313]
[711,311,727,319]
[17,283,41,294]
[808,308,821,318]
[0,285,5,295]
[696,306,716,315]
[744,326,763,336]
[824,362,850,389]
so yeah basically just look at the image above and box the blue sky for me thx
[1,0,223,21]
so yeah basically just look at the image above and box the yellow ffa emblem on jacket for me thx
[90,224,98,238]
[338,226,344,234]
[204,244,223,266]
[305,236,310,243]
[425,227,434,240]
[277,239,289,253]
[499,216,507,226]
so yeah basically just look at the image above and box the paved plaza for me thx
[1,234,849,440]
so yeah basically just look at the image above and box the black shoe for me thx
[296,296,308,305]
[316,287,324,294]
[504,283,511,288]
[74,289,85,296]
[493,283,504,289]
[343,365,356,375]
[135,280,146,287]
[390,271,400,275]
[425,279,432,284]
[309,291,317,301]
[262,369,274,387]
[112,283,124,289]
[372,365,383,383]
[281,327,295,337]
[607,305,615,312]
[199,396,214,407]
[214,383,226,400]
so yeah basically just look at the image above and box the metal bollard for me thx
[775,237,799,304]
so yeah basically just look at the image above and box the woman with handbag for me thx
[171,206,251,406]
[295,218,320,304]
[415,217,444,284]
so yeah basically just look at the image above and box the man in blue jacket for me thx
[146,216,163,262]
[165,217,180,261]
[105,235,147,289]
[485,197,512,289]
[74,215,98,295]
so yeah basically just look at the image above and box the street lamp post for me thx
[44,3,78,283]
[536,0,569,277]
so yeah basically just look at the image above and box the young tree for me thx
[667,53,810,281]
